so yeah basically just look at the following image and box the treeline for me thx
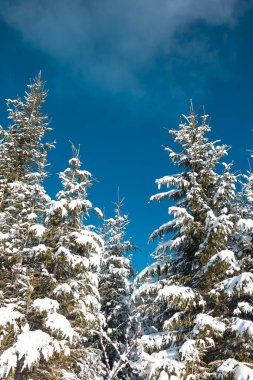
[0,76,252,380]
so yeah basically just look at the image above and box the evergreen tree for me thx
[133,106,242,379]
[212,171,253,379]
[99,197,136,379]
[0,75,55,379]
[17,147,104,380]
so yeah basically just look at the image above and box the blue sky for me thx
[0,0,252,271]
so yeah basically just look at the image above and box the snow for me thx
[69,199,83,210]
[136,261,166,281]
[68,199,92,211]
[150,189,179,202]
[216,358,253,380]
[0,304,23,332]
[0,232,9,241]
[150,219,180,241]
[0,346,17,378]
[0,329,69,377]
[158,285,197,309]
[73,231,102,255]
[141,348,184,379]
[33,244,48,254]
[89,252,101,268]
[155,175,189,190]
[29,224,45,238]
[169,206,193,220]
[48,200,67,217]
[94,207,103,218]
[68,157,80,167]
[234,302,253,316]
[53,281,80,299]
[193,314,226,335]
[203,249,240,273]
[61,369,78,380]
[231,318,253,337]
[179,339,200,362]
[167,236,186,250]
[164,312,182,330]
[237,218,253,232]
[212,272,253,297]
[202,211,234,242]
[54,246,89,269]
[141,331,173,350]
[53,283,72,296]
[45,313,75,343]
[158,370,169,380]
[133,281,163,300]
[32,298,59,314]
[85,295,99,307]
[27,212,37,221]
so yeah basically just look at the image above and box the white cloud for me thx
[0,0,246,90]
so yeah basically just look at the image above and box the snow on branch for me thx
[32,298,59,314]
[202,250,240,274]
[211,272,253,297]
[155,176,189,190]
[193,314,226,337]
[216,358,253,379]
[0,329,69,378]
[231,318,253,338]
[157,285,201,311]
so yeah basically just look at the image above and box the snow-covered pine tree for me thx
[0,74,56,379]
[29,146,105,380]
[210,170,253,379]
[99,197,136,379]
[133,105,241,379]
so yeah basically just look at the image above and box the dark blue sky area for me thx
[0,0,252,271]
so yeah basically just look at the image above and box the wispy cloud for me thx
[0,0,246,90]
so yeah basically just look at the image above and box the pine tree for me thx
[133,105,241,379]
[14,147,105,380]
[99,197,136,379]
[212,171,253,379]
[0,75,55,379]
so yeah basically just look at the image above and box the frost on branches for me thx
[99,198,137,379]
[133,105,249,379]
